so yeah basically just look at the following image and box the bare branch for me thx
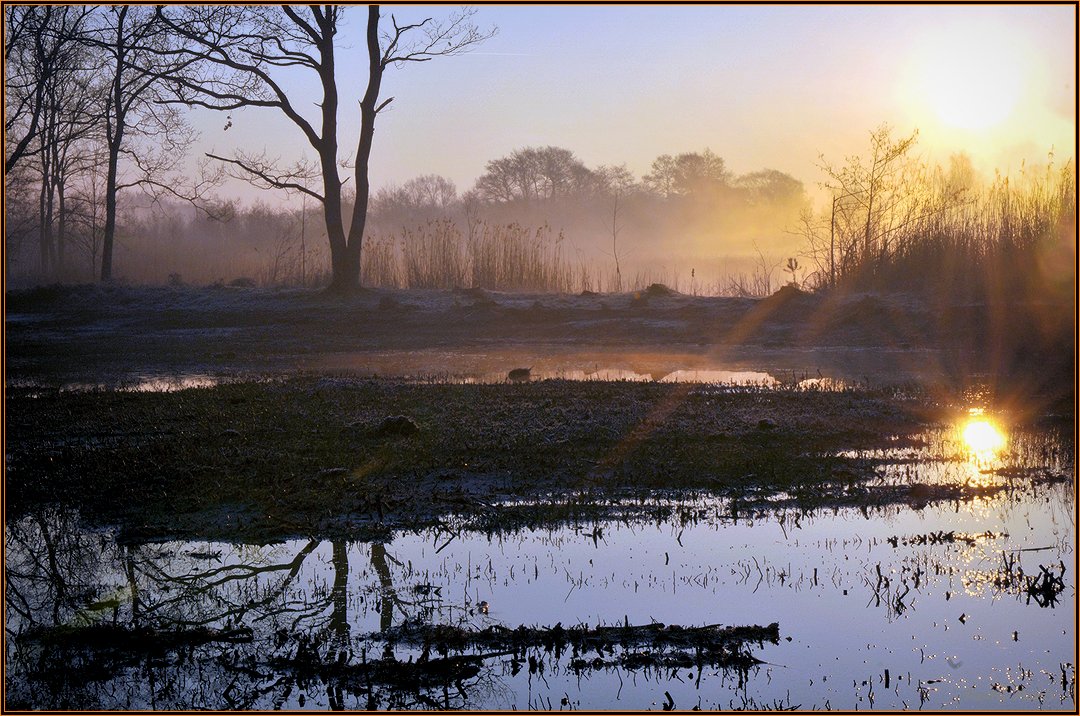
[205,151,324,203]
[380,6,496,67]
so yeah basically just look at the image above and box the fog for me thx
[6,8,1075,712]
[3,4,1073,297]
[5,141,810,291]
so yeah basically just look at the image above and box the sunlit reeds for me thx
[360,220,580,292]
[806,153,1075,304]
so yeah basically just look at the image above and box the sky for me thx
[195,4,1077,207]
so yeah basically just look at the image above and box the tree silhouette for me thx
[157,5,494,292]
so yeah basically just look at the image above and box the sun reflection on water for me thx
[958,409,1008,488]
[961,411,1006,457]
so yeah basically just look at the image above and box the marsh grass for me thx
[808,155,1075,304]
[5,377,948,542]
[362,220,579,292]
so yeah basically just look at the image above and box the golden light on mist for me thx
[904,26,1031,133]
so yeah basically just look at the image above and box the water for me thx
[7,373,222,395]
[443,368,781,385]
[6,419,1074,710]
[3,366,801,396]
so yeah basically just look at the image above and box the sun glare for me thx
[961,415,1006,461]
[910,30,1027,131]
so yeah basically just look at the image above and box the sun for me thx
[908,29,1027,131]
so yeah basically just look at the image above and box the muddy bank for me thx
[6,377,1071,543]
[6,284,1073,405]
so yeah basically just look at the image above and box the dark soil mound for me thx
[643,282,677,298]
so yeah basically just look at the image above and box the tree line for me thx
[369,145,805,222]
[3,0,806,291]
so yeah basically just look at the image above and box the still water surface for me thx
[5,420,1074,710]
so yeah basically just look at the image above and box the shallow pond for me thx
[6,416,1074,710]
[7,344,933,393]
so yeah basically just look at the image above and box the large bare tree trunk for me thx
[292,7,362,293]
[157,5,489,291]
[100,139,120,281]
[99,9,128,282]
[330,5,384,293]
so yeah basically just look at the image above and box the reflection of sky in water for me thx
[446,368,781,385]
[840,415,1070,492]
[6,464,1073,710]
[8,374,222,395]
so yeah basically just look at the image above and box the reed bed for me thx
[811,157,1075,304]
[363,220,581,292]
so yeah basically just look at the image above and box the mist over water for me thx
[4,5,1074,712]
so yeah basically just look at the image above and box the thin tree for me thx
[157,5,494,292]
[4,6,92,172]
[34,29,100,276]
[817,125,919,280]
[84,6,215,281]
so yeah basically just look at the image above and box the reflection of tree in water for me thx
[5,510,503,710]
[6,509,777,710]
[6,508,113,709]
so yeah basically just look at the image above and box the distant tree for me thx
[643,148,731,199]
[942,152,977,196]
[594,163,638,197]
[402,174,458,210]
[63,147,110,278]
[84,6,214,281]
[734,169,805,206]
[157,5,493,292]
[642,154,677,198]
[473,146,596,202]
[371,174,458,217]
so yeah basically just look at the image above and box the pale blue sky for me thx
[195,4,1076,206]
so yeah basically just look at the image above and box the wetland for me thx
[4,284,1075,710]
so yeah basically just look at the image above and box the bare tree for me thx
[594,163,638,197]
[370,174,458,221]
[85,6,215,281]
[157,5,494,292]
[473,146,599,203]
[733,169,805,206]
[4,6,93,173]
[643,149,731,199]
[33,25,100,276]
[817,124,920,278]
[5,6,97,279]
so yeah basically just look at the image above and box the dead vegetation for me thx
[376,620,780,672]
[5,377,941,542]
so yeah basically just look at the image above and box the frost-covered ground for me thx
[5,283,1026,391]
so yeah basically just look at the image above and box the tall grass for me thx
[879,160,1075,305]
[804,151,1075,305]
[401,220,468,289]
[363,220,581,292]
[469,223,576,292]
[359,220,789,296]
